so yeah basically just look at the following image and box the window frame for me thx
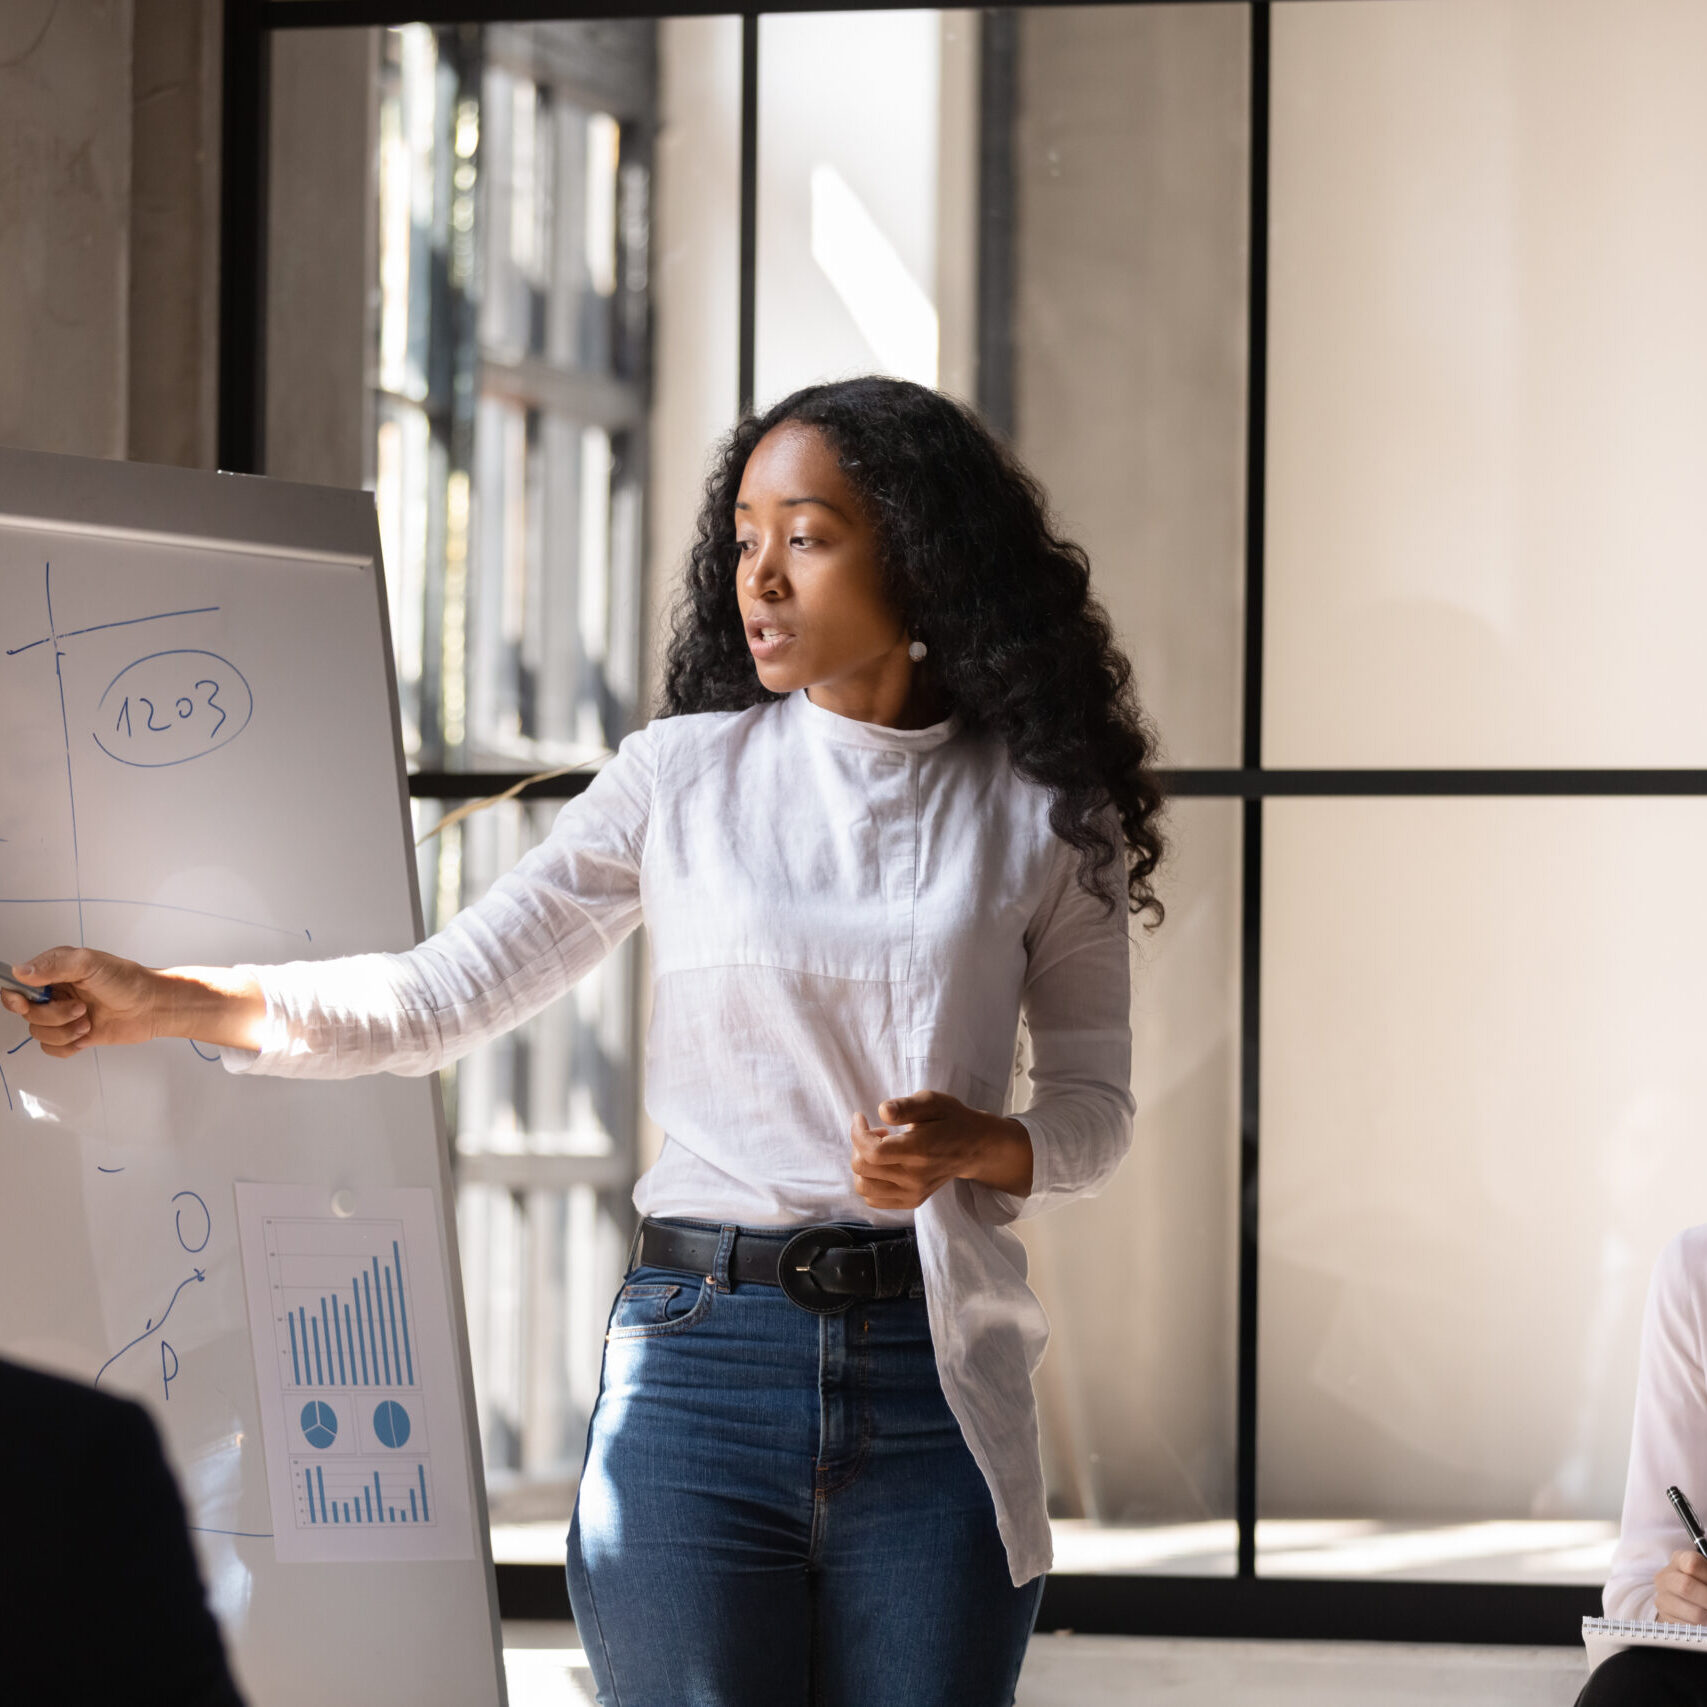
[225,0,1684,1644]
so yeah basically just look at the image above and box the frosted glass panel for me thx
[1258,798,1707,1580]
[1012,4,1249,767]
[1023,799,1241,1570]
[754,10,979,407]
[1266,0,1707,767]
[755,5,1248,766]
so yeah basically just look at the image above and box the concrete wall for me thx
[0,0,220,468]
[264,28,375,490]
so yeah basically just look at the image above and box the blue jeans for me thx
[565,1225,1044,1707]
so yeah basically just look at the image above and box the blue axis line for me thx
[0,895,311,942]
[5,604,220,658]
[94,1267,206,1388]
[44,566,85,950]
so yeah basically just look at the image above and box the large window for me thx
[240,0,1707,1640]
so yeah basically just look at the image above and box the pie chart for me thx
[300,1399,338,1449]
[373,1399,412,1448]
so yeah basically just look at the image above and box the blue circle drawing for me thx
[372,1399,412,1449]
[300,1400,338,1449]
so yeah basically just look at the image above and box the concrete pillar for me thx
[0,0,221,468]
[0,0,136,459]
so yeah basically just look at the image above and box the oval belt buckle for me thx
[778,1225,858,1315]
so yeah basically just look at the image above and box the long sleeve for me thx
[1604,1228,1707,1621]
[998,829,1136,1220]
[221,723,655,1080]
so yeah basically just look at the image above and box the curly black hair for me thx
[659,377,1166,922]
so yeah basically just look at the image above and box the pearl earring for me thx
[907,639,928,663]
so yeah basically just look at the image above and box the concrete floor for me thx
[500,1624,1592,1706]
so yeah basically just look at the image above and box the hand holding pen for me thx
[0,962,52,1006]
[1655,1486,1707,1625]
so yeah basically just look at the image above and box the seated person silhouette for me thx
[0,1357,246,1707]
[1580,1228,1707,1706]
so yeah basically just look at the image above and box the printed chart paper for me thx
[235,1183,477,1562]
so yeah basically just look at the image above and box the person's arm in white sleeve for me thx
[988,828,1136,1220]
[201,721,653,1079]
[4,721,661,1079]
[1604,1227,1707,1621]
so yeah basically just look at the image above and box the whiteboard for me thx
[0,447,505,1706]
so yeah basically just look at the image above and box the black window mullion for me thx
[738,11,759,416]
[1234,0,1271,1585]
[218,0,269,475]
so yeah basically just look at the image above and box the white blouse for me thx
[223,688,1136,1584]
[1605,1225,1707,1620]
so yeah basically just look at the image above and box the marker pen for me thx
[1666,1485,1707,1560]
[0,965,52,1006]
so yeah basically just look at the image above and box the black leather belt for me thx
[635,1216,922,1315]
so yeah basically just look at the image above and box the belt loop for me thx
[710,1223,738,1292]
[624,1215,646,1277]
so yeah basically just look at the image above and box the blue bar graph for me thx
[384,1268,401,1396]
[277,1231,417,1391]
[370,1261,392,1385]
[394,1241,415,1384]
[296,1460,436,1530]
[363,1269,383,1386]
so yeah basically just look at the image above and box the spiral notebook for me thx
[1584,1616,1707,1670]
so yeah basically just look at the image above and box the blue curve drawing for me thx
[94,1267,206,1389]
[173,1190,211,1253]
[93,649,253,769]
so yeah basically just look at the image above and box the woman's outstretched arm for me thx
[2,950,266,1056]
[2,722,657,1079]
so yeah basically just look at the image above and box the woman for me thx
[3,377,1164,1707]
[1578,1226,1707,1707]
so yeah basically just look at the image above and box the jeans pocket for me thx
[606,1276,712,1341]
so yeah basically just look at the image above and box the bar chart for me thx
[298,1461,435,1528]
[273,1228,417,1391]
[253,1209,443,1543]
[238,1184,476,1563]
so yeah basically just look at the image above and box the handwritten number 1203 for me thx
[94,649,252,769]
[113,680,226,741]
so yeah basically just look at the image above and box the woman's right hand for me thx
[2,947,166,1056]
[1654,1549,1707,1624]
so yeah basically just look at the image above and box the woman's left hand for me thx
[849,1091,1034,1210]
